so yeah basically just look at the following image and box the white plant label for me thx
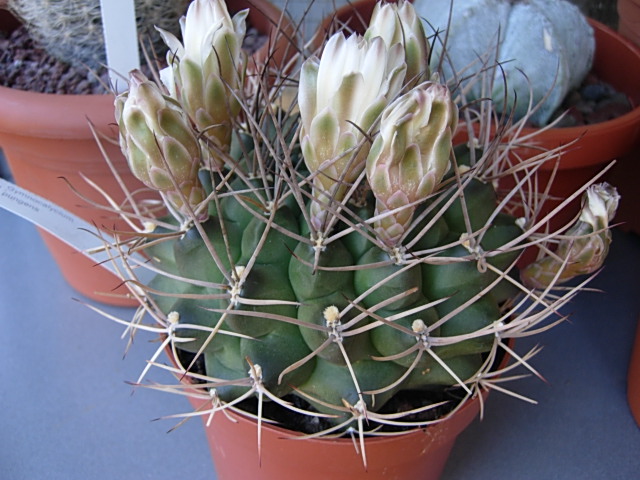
[100,0,140,93]
[0,178,150,282]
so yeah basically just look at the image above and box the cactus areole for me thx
[107,0,618,464]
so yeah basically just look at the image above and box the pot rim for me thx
[167,338,513,446]
[194,391,486,446]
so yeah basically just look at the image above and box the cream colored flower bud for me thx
[366,81,457,246]
[158,0,247,160]
[521,183,620,289]
[116,70,207,220]
[365,0,430,87]
[298,32,407,230]
[579,182,620,231]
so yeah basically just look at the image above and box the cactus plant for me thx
[7,0,186,70]
[413,0,595,126]
[93,0,617,467]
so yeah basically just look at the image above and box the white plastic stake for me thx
[100,0,140,93]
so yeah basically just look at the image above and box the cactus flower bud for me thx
[578,182,620,231]
[299,32,406,230]
[521,183,620,289]
[366,81,458,247]
[365,0,430,88]
[115,70,207,220]
[158,0,247,162]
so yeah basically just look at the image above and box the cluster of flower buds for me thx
[115,0,252,221]
[115,70,207,221]
[116,0,457,237]
[298,0,452,238]
[157,0,247,165]
[298,32,406,231]
[521,183,620,288]
[366,82,458,247]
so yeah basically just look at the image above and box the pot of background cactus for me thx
[0,0,188,305]
[84,1,618,478]
[0,0,293,305]
[409,0,640,231]
[321,0,639,232]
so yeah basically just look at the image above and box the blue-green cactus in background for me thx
[413,0,595,126]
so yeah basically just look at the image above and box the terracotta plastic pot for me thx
[0,16,149,305]
[312,0,411,52]
[234,0,296,77]
[170,340,512,480]
[0,9,159,306]
[313,0,390,43]
[618,0,640,46]
[0,1,294,305]
[628,316,640,427]
[188,392,486,480]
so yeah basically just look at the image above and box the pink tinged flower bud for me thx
[165,182,208,217]
[365,0,430,87]
[298,32,407,229]
[115,70,207,220]
[373,190,414,246]
[366,81,457,247]
[521,183,620,289]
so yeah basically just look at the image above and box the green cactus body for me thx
[369,297,440,370]
[297,291,370,365]
[354,246,424,311]
[298,356,404,415]
[441,178,497,234]
[407,208,450,251]
[432,297,500,359]
[149,154,520,424]
[204,336,250,400]
[421,244,488,304]
[240,207,300,266]
[174,221,241,284]
[404,353,484,389]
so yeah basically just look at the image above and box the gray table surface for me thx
[1,203,639,479]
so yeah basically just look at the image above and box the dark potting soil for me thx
[547,73,633,127]
[229,384,466,435]
[0,23,267,95]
